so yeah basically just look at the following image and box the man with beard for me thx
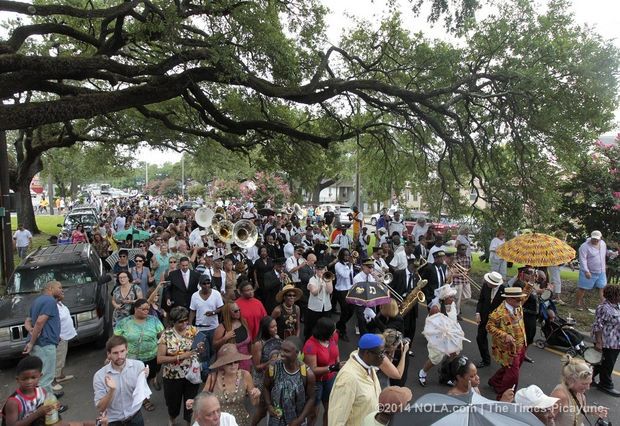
[93,335,148,425]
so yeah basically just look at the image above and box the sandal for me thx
[143,399,155,412]
[151,378,162,391]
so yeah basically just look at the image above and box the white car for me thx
[320,204,352,225]
[369,208,398,226]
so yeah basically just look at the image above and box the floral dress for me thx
[158,326,198,379]
[252,337,282,391]
[111,284,142,326]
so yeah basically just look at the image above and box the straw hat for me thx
[276,284,303,303]
[209,343,252,369]
[502,287,526,298]
[483,271,504,287]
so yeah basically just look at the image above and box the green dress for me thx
[114,315,164,361]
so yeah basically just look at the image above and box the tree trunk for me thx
[310,178,337,204]
[15,175,39,233]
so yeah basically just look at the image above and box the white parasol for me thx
[422,313,470,355]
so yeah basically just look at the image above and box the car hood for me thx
[0,285,97,327]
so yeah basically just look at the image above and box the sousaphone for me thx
[233,219,258,249]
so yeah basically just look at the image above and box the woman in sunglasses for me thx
[213,302,253,372]
[157,306,201,426]
[130,254,155,296]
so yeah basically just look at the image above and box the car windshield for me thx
[9,264,96,294]
[64,214,97,227]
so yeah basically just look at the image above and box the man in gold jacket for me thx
[486,286,527,400]
[328,333,384,426]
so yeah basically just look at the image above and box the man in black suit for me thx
[475,271,505,368]
[419,250,448,304]
[392,258,422,355]
[262,258,292,314]
[165,256,201,311]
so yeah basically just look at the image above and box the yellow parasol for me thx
[496,232,576,267]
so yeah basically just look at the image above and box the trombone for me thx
[374,270,404,304]
[448,262,481,291]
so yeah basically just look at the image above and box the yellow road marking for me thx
[460,316,620,377]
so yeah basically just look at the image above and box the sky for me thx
[119,0,620,163]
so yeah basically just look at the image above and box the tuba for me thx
[233,219,258,248]
[210,212,227,235]
[195,207,215,230]
[399,279,428,316]
[215,219,235,244]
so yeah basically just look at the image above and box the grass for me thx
[9,215,64,267]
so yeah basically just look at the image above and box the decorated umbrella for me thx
[390,391,543,425]
[114,227,152,242]
[106,248,144,268]
[496,232,576,267]
[346,281,392,307]
[422,313,470,355]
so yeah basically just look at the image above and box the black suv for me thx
[0,244,112,359]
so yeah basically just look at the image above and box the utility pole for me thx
[181,155,185,200]
[145,162,149,186]
[0,131,15,284]
[47,174,54,215]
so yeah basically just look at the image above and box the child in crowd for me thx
[1,356,55,426]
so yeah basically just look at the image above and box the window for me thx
[9,265,95,294]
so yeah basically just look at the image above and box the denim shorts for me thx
[578,270,607,290]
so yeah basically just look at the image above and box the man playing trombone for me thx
[451,244,473,320]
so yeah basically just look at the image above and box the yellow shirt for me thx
[328,350,381,426]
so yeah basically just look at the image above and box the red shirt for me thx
[236,297,267,341]
[303,334,339,381]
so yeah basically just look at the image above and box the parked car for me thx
[403,212,459,237]
[58,211,99,238]
[0,244,113,359]
[320,204,353,226]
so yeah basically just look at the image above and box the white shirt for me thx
[389,247,414,271]
[192,413,238,426]
[114,216,126,231]
[246,245,259,262]
[307,276,332,312]
[58,301,77,341]
[353,271,376,284]
[13,229,32,247]
[181,269,190,288]
[283,242,295,259]
[388,220,406,237]
[285,255,304,282]
[335,233,352,251]
[489,237,505,261]
[93,359,146,422]
[334,262,354,291]
[372,257,389,273]
[189,290,224,330]
[427,245,446,264]
[412,224,429,246]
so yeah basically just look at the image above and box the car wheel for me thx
[371,218,376,226]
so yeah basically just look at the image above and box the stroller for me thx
[535,296,586,357]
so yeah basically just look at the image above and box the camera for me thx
[595,419,610,426]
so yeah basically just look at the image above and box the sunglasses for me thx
[369,348,386,358]
[135,259,144,263]
[285,293,296,298]
[119,255,127,258]
[170,261,177,264]
[231,309,240,313]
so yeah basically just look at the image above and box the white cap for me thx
[515,385,559,410]
[591,230,602,240]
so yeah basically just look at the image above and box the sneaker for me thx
[58,404,68,414]
[588,308,596,314]
[51,382,63,392]
[555,299,566,306]
[55,375,74,383]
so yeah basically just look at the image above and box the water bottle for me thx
[44,393,59,425]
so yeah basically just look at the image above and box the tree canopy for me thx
[1,0,618,228]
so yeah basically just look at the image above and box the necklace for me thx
[282,303,293,314]
[220,370,240,402]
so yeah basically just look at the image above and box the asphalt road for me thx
[1,300,618,425]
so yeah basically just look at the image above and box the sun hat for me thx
[275,284,303,303]
[502,287,526,298]
[483,271,503,286]
[514,385,559,410]
[209,343,252,369]
[436,284,457,300]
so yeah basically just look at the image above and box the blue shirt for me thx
[29,294,60,347]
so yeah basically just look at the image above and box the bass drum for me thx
[582,347,602,366]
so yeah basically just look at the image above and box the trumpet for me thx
[322,271,335,282]
[280,272,292,286]
[350,251,359,262]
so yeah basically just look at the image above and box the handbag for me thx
[185,356,202,384]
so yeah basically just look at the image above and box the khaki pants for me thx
[55,339,68,378]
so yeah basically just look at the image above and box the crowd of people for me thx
[4,196,618,426]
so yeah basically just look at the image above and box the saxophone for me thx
[399,278,428,316]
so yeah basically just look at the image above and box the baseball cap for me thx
[591,230,602,239]
[515,385,559,410]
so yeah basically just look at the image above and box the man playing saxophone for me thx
[392,258,423,356]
